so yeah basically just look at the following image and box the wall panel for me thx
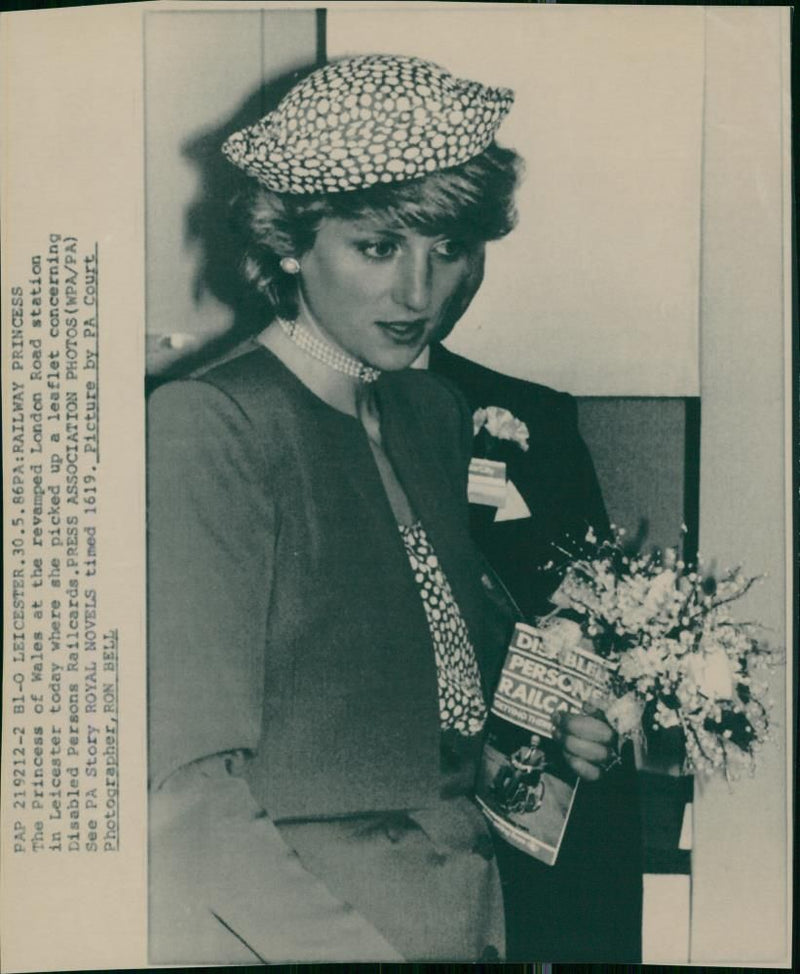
[144,9,318,362]
[691,7,790,964]
[576,398,688,553]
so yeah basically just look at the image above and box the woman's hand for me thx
[551,709,618,782]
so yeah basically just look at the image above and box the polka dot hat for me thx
[222,54,514,194]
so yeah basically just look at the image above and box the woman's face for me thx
[296,216,485,371]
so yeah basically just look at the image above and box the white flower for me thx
[473,405,530,451]
[686,647,735,700]
[618,645,661,681]
[641,569,680,618]
[550,572,601,616]
[540,617,583,657]
[662,547,678,569]
[605,692,644,736]
[549,577,579,611]
[654,701,681,730]
[472,407,488,437]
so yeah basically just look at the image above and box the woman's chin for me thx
[363,334,435,372]
[369,346,428,373]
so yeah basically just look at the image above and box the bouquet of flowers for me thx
[543,526,777,780]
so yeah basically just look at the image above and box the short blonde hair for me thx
[230,142,523,320]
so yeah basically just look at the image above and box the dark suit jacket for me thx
[430,342,609,619]
[429,343,643,964]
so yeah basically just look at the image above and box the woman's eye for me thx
[432,239,468,261]
[358,239,399,260]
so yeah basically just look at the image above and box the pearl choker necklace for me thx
[277,318,381,383]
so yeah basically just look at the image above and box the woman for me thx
[147,54,618,964]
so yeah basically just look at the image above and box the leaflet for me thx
[476,621,613,866]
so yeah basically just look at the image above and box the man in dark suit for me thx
[428,341,643,964]
[430,342,609,620]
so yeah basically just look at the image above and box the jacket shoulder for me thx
[387,366,469,422]
[428,344,577,432]
[196,346,283,399]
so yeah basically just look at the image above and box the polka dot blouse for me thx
[399,521,488,737]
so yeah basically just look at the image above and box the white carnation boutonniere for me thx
[473,406,530,453]
[469,406,531,519]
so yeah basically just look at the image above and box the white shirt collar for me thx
[411,347,430,370]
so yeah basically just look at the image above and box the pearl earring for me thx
[280,256,301,275]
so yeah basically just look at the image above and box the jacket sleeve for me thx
[149,755,402,963]
[147,381,402,963]
[147,380,274,786]
[520,391,610,611]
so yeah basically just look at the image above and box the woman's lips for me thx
[375,319,428,344]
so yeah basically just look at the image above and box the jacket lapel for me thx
[379,375,515,695]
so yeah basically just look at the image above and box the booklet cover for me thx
[476,621,614,866]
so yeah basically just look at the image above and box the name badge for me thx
[468,457,507,508]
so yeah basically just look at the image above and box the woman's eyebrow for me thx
[348,224,406,239]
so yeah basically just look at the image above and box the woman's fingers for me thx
[554,712,615,745]
[563,754,602,782]
[559,733,610,766]
[551,711,617,780]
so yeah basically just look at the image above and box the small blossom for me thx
[687,648,735,700]
[540,617,583,657]
[605,692,644,736]
[473,405,530,451]
[472,407,487,437]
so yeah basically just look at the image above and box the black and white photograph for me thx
[0,2,793,970]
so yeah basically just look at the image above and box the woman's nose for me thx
[392,251,431,312]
